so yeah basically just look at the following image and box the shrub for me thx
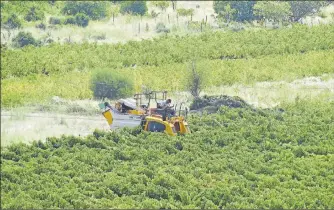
[2,14,22,29]
[75,13,89,27]
[92,33,106,41]
[12,32,39,48]
[187,61,202,98]
[120,1,147,16]
[49,17,61,25]
[188,21,201,31]
[35,22,46,30]
[176,8,194,17]
[91,69,134,100]
[156,22,170,33]
[64,16,76,25]
[24,6,45,22]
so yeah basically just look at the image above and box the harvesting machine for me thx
[100,91,191,136]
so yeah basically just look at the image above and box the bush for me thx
[64,16,76,25]
[91,69,134,100]
[24,6,45,22]
[120,1,147,16]
[156,22,170,33]
[92,33,106,41]
[35,22,46,30]
[75,13,89,27]
[12,32,39,48]
[176,8,194,17]
[49,17,61,25]
[2,14,22,29]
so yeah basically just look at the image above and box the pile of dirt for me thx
[189,95,253,113]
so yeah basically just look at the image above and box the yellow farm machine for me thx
[100,91,191,136]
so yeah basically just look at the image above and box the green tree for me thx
[62,1,108,20]
[153,1,170,12]
[254,1,292,23]
[12,31,39,48]
[109,5,120,18]
[217,4,237,25]
[64,16,76,25]
[213,1,256,22]
[289,1,329,22]
[75,13,89,27]
[24,6,45,22]
[120,1,147,16]
[2,14,22,29]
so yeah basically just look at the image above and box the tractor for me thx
[100,91,190,136]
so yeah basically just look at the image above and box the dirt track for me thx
[1,112,140,146]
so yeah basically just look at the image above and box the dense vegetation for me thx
[91,68,134,100]
[2,24,333,79]
[2,49,333,107]
[213,1,330,23]
[1,99,333,208]
[1,1,147,29]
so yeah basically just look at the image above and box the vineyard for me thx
[2,49,334,107]
[2,2,334,209]
[1,99,333,209]
[1,24,333,79]
[1,24,334,107]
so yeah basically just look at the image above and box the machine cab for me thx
[170,116,190,135]
[142,116,177,136]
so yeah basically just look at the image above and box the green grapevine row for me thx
[1,50,333,107]
[1,100,333,208]
[1,24,333,79]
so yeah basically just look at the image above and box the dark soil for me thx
[189,95,284,114]
[190,95,252,110]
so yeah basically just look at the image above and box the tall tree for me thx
[289,1,329,22]
[152,1,170,12]
[253,1,292,23]
[213,1,256,22]
[120,1,147,16]
[219,4,237,25]
[62,1,108,20]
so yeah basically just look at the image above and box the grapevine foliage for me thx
[1,100,333,209]
[1,24,333,79]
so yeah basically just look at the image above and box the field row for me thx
[1,100,333,209]
[2,50,333,107]
[1,24,333,79]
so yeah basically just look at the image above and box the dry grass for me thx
[1,2,334,46]
[1,1,216,45]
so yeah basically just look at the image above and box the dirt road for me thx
[1,112,141,146]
